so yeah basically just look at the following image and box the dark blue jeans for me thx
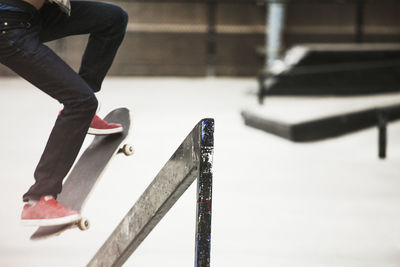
[0,1,128,201]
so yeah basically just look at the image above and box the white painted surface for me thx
[0,77,399,267]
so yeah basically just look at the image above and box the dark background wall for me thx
[0,0,399,77]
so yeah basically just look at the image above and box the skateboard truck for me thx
[76,217,90,231]
[60,217,90,233]
[118,144,134,156]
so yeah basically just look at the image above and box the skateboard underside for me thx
[30,108,132,240]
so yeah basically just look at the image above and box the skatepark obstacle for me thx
[242,104,400,159]
[258,44,400,103]
[87,118,214,267]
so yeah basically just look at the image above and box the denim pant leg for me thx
[39,1,128,92]
[0,13,98,201]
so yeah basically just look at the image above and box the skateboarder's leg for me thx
[38,1,128,135]
[39,1,128,92]
[0,11,98,202]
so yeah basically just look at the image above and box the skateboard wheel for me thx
[122,144,134,156]
[78,218,90,231]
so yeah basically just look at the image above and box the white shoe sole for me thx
[21,214,81,227]
[87,126,123,135]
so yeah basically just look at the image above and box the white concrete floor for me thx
[0,77,400,267]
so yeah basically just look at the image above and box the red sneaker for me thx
[21,196,81,226]
[88,114,123,135]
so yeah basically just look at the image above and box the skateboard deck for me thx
[30,108,132,240]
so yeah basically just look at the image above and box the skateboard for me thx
[30,107,133,240]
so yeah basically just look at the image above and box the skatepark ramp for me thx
[87,119,214,267]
